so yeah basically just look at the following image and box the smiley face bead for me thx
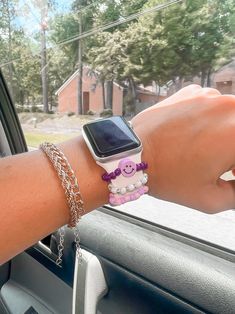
[119,159,137,177]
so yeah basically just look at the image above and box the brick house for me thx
[167,60,235,96]
[212,60,235,94]
[56,66,165,115]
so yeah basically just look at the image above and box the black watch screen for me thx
[83,116,141,158]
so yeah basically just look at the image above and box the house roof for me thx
[215,59,235,73]
[213,59,235,82]
[55,69,79,95]
[55,66,123,95]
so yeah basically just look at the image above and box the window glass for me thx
[1,0,235,249]
[0,120,11,157]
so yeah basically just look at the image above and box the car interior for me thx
[1,70,235,314]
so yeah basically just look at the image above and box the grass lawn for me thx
[24,132,78,148]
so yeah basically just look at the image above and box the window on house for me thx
[1,0,235,252]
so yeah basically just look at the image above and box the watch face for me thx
[83,116,141,158]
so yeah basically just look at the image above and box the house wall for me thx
[58,76,78,113]
[138,93,165,104]
[57,69,123,115]
[215,81,233,94]
[112,84,123,115]
[165,63,235,95]
[213,69,235,94]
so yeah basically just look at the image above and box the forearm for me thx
[0,136,109,264]
[2,85,235,264]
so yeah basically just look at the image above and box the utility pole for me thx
[5,0,14,101]
[77,11,83,115]
[40,6,48,113]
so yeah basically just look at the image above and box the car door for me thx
[1,68,235,314]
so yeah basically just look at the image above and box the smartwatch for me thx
[82,116,148,206]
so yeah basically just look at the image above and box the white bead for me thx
[127,184,135,191]
[108,184,113,192]
[141,177,148,184]
[111,187,118,194]
[120,187,127,194]
[144,173,148,179]
[135,181,142,188]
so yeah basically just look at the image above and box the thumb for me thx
[204,179,235,213]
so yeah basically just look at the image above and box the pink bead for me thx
[135,192,140,199]
[130,194,136,201]
[144,186,149,193]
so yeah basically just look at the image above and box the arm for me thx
[0,136,109,264]
[1,85,235,264]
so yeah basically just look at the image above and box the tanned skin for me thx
[1,85,235,264]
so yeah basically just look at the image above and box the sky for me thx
[15,0,74,36]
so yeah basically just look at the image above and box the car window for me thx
[0,120,11,157]
[1,0,235,250]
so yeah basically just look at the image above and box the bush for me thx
[100,109,113,118]
[67,111,75,117]
[87,110,96,115]
[16,107,23,113]
[23,108,30,113]
[31,106,37,113]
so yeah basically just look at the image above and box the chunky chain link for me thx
[40,142,84,266]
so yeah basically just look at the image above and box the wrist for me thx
[58,136,109,214]
[131,117,160,198]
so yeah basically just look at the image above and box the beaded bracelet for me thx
[40,142,84,266]
[102,161,148,182]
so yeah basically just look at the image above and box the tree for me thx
[0,0,18,100]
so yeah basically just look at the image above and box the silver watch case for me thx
[82,123,143,164]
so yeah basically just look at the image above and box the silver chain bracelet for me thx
[40,142,84,266]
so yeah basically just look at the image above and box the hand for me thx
[132,85,235,213]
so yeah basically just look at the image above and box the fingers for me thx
[157,84,202,107]
[200,179,235,213]
[148,84,222,111]
[192,87,221,97]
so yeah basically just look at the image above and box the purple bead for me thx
[136,163,141,171]
[141,162,147,169]
[114,168,121,176]
[102,173,110,182]
[110,172,116,180]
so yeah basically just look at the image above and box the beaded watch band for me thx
[40,142,84,266]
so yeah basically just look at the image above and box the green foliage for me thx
[0,0,234,114]
[67,111,75,116]
[100,108,113,117]
[87,109,96,115]
[87,0,234,88]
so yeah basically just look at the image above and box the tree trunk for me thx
[106,80,113,109]
[77,13,83,115]
[157,84,161,102]
[206,68,211,87]
[175,78,183,91]
[201,70,206,87]
[153,80,160,102]
[129,77,137,100]
[102,79,106,109]
[41,24,48,113]
[6,0,14,101]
